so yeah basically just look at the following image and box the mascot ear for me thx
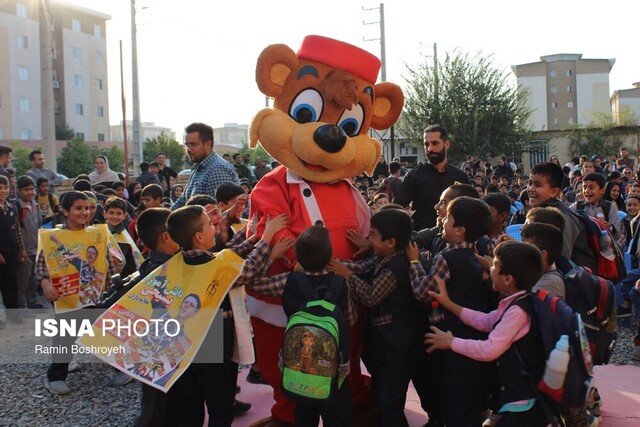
[256,44,299,98]
[370,82,404,130]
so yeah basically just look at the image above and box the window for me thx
[95,52,103,64]
[568,117,574,125]
[16,3,27,18]
[567,101,574,108]
[98,133,105,142]
[94,25,102,37]
[17,35,28,49]
[566,70,573,76]
[551,102,558,109]
[18,66,29,80]
[0,128,4,139]
[96,78,103,90]
[21,129,31,139]
[550,86,557,93]
[566,86,573,93]
[74,74,83,87]
[20,97,31,112]
[72,19,81,32]
[97,106,104,117]
[73,46,81,59]
[75,103,84,116]
[550,70,557,78]
[75,132,85,140]
[552,118,558,125]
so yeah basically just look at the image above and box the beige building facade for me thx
[611,83,640,125]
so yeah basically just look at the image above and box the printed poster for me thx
[38,225,124,314]
[113,229,145,269]
[77,249,245,392]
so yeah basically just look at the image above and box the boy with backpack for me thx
[570,172,622,244]
[521,222,566,300]
[376,160,402,200]
[425,240,555,426]
[15,176,43,310]
[35,177,60,225]
[104,197,141,278]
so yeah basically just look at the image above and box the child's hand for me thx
[475,254,492,272]
[425,326,454,353]
[346,229,372,258]
[42,279,58,302]
[495,233,514,245]
[329,258,352,279]
[270,236,295,262]
[262,214,288,244]
[427,275,451,307]
[406,241,420,262]
[225,194,248,222]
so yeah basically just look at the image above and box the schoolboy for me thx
[570,172,622,242]
[0,175,28,324]
[16,176,43,310]
[406,196,494,426]
[215,182,249,246]
[129,184,164,250]
[521,222,566,300]
[424,241,553,426]
[35,177,60,224]
[165,205,286,427]
[104,197,138,278]
[528,162,595,272]
[483,193,512,255]
[111,181,137,219]
[331,208,420,426]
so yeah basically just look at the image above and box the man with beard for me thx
[393,125,470,230]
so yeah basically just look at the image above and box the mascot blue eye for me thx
[289,89,323,124]
[337,104,364,137]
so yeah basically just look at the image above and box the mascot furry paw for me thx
[247,35,403,426]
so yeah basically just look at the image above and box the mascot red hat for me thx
[247,35,404,427]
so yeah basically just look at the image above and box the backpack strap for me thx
[291,272,341,308]
[48,193,55,210]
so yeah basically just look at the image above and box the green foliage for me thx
[399,50,533,164]
[243,142,271,164]
[58,139,126,179]
[143,132,186,171]
[55,123,75,141]
[10,141,40,177]
[568,128,624,159]
[97,145,124,173]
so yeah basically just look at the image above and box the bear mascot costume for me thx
[247,35,404,427]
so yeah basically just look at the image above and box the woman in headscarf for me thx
[170,183,184,203]
[88,155,119,187]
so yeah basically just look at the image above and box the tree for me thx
[399,50,533,164]
[96,145,125,173]
[10,141,40,177]
[58,138,95,178]
[143,132,185,171]
[55,123,75,141]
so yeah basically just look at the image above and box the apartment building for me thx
[0,0,110,142]
[512,54,615,131]
[611,82,640,125]
[110,121,176,142]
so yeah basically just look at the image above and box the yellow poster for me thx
[38,225,124,313]
[77,249,245,392]
[113,229,145,269]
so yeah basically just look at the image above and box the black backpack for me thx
[375,176,400,200]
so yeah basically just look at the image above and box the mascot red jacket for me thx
[247,35,404,427]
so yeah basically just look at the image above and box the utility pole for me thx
[363,3,395,159]
[131,0,142,174]
[39,0,57,172]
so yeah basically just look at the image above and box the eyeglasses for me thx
[183,142,202,148]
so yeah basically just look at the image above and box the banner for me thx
[38,225,124,314]
[77,249,245,392]
[113,229,145,269]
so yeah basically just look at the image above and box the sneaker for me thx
[233,399,251,416]
[587,413,600,427]
[114,371,133,386]
[632,345,640,362]
[482,413,502,427]
[45,379,71,395]
[246,368,269,385]
[68,360,82,373]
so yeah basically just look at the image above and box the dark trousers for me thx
[412,346,446,424]
[167,361,238,427]
[0,251,18,310]
[442,351,490,427]
[47,308,99,381]
[135,383,170,427]
[295,381,354,427]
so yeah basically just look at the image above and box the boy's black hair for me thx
[485,183,499,193]
[370,208,413,249]
[140,183,164,199]
[389,161,401,175]
[149,161,159,168]
[139,161,150,172]
[447,183,480,199]
[61,190,89,211]
[111,181,125,190]
[0,175,8,186]
[448,196,493,242]
[136,207,172,250]
[101,188,117,197]
[17,175,35,189]
[104,197,127,213]
[494,241,543,291]
[526,207,566,231]
[373,192,389,203]
[583,172,606,189]
[73,179,92,191]
[295,225,332,272]
[36,177,49,187]
[215,182,245,204]
[530,162,564,190]
[483,193,512,215]
[167,205,206,250]
[521,222,563,266]
[186,194,217,207]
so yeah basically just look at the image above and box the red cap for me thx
[297,35,381,84]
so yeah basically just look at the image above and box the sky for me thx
[68,0,640,139]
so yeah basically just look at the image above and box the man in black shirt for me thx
[156,152,177,196]
[393,125,470,230]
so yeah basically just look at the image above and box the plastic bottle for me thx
[429,300,444,325]
[541,335,570,393]
[599,229,615,260]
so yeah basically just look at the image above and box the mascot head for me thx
[249,35,404,183]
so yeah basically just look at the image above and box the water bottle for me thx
[599,229,615,260]
[429,300,444,325]
[539,335,570,401]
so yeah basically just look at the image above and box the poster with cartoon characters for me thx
[38,224,124,313]
[77,249,244,392]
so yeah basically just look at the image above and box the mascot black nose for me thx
[313,125,347,153]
